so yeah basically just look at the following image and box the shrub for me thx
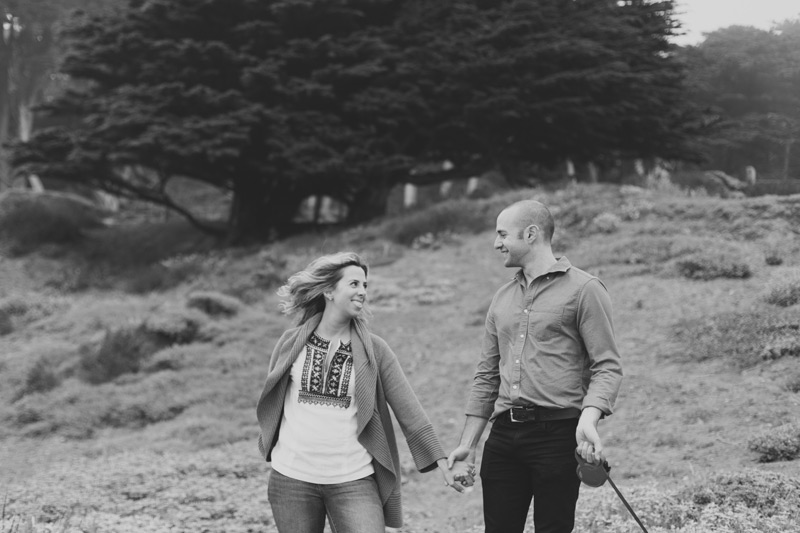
[204,252,287,304]
[123,261,204,294]
[0,309,12,336]
[598,236,752,278]
[763,269,800,307]
[590,212,621,233]
[619,198,654,221]
[186,291,244,318]
[78,325,168,384]
[673,247,752,280]
[381,198,497,245]
[784,372,800,393]
[142,346,189,373]
[0,293,68,327]
[575,470,800,532]
[748,424,800,462]
[144,307,207,344]
[669,170,742,198]
[679,470,800,518]
[15,358,61,400]
[672,308,800,368]
[0,190,105,255]
[759,336,800,361]
[10,374,193,437]
[0,296,28,336]
[410,231,458,250]
[764,249,784,266]
[76,308,205,385]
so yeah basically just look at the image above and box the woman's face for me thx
[326,265,367,319]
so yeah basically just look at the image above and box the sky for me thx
[673,0,800,45]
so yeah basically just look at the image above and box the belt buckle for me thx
[509,407,532,423]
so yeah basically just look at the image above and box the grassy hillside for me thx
[2,184,800,532]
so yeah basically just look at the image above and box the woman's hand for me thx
[450,460,476,488]
[437,458,475,492]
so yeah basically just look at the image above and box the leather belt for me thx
[506,405,581,423]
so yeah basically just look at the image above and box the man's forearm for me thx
[579,406,603,426]
[459,414,490,449]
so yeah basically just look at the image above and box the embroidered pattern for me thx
[298,332,353,409]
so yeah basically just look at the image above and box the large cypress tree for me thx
[14,0,420,240]
[404,0,693,175]
[13,0,692,240]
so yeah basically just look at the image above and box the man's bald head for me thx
[502,200,555,243]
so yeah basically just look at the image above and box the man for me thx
[448,199,623,533]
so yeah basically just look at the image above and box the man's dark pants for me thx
[480,415,580,533]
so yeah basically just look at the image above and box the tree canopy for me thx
[0,0,124,187]
[13,0,692,241]
[681,21,800,179]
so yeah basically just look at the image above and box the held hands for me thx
[439,446,477,493]
[450,460,476,490]
[436,458,475,493]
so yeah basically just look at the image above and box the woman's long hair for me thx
[277,252,370,325]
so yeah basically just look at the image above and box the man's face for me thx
[494,209,530,268]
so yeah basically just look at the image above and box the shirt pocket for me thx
[529,307,563,342]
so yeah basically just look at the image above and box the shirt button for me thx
[524,309,528,314]
[520,334,524,338]
[512,385,518,389]
[515,359,520,364]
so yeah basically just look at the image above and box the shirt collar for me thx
[513,256,572,284]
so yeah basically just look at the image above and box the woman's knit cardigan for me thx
[256,313,446,528]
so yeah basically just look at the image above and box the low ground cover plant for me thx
[187,291,244,318]
[748,423,800,462]
[672,245,752,280]
[9,373,199,438]
[78,325,169,384]
[575,470,800,532]
[672,307,800,367]
[591,235,755,281]
[763,268,800,307]
[14,358,61,401]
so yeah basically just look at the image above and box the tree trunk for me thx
[587,162,599,183]
[0,29,13,190]
[346,179,392,224]
[227,178,303,243]
[783,140,793,180]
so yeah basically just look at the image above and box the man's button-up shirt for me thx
[466,257,623,421]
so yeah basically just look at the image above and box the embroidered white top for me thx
[271,332,374,484]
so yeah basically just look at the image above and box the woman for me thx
[256,252,472,532]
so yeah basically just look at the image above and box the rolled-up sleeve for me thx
[577,279,623,415]
[465,300,501,419]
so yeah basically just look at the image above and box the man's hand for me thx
[446,447,476,490]
[576,406,605,464]
[446,415,488,490]
[450,460,476,489]
[447,444,475,468]
[437,458,473,493]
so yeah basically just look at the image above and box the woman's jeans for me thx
[268,469,385,533]
[480,416,581,533]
